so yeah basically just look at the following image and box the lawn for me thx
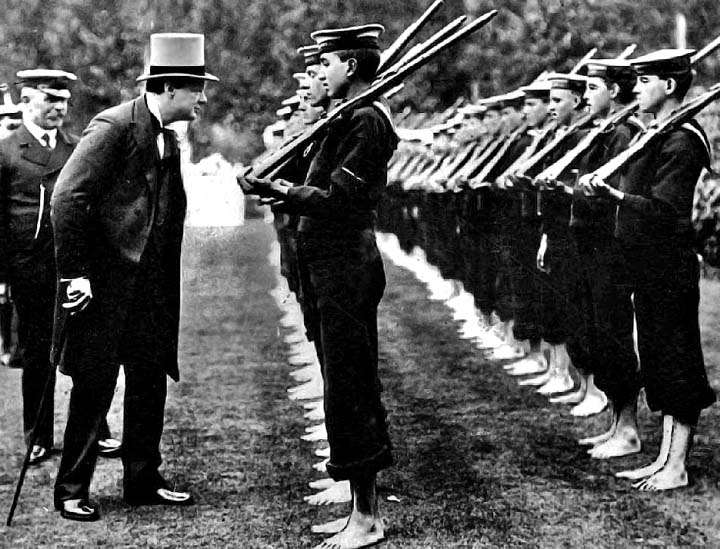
[0,219,718,548]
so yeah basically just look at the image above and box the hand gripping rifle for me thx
[248,10,498,179]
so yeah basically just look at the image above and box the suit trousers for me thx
[55,237,173,505]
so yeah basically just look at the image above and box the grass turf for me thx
[0,219,717,548]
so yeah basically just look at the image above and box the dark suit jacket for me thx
[0,124,78,282]
[50,96,186,379]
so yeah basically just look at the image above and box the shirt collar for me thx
[23,115,58,145]
[145,92,165,129]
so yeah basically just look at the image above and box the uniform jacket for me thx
[50,96,186,379]
[616,120,710,248]
[285,101,398,242]
[0,124,78,281]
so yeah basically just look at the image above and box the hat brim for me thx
[136,71,219,82]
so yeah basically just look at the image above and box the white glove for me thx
[62,276,93,314]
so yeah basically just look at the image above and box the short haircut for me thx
[670,72,693,101]
[335,48,381,83]
[145,77,200,94]
[607,74,637,105]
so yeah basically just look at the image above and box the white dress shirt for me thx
[23,116,57,149]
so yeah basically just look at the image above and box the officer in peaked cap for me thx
[0,68,122,471]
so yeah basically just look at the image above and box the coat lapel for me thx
[43,130,76,175]
[18,124,53,166]
[129,96,160,192]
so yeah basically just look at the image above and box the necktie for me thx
[41,133,51,149]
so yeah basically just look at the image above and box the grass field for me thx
[0,219,718,548]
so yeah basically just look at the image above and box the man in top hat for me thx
[51,33,217,520]
[239,23,396,549]
[583,48,716,490]
[0,69,120,468]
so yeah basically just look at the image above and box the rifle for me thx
[378,0,445,73]
[591,83,720,182]
[536,33,720,188]
[470,122,529,186]
[249,10,498,178]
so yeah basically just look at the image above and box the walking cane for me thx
[6,361,57,526]
[6,305,71,526]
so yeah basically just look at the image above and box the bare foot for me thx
[305,406,325,422]
[570,392,608,417]
[302,424,328,442]
[291,364,317,383]
[615,461,664,480]
[315,446,330,458]
[518,371,552,387]
[506,357,547,376]
[486,344,525,360]
[304,481,352,505]
[313,458,330,472]
[289,378,324,401]
[537,375,574,395]
[313,517,385,549]
[312,517,350,534]
[309,477,336,490]
[632,468,688,491]
[579,427,614,447]
[549,387,585,405]
[588,430,641,459]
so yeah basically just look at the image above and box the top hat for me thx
[136,33,219,82]
[311,24,384,54]
[16,69,76,99]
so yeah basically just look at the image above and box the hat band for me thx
[304,54,321,66]
[149,65,206,76]
[318,37,380,54]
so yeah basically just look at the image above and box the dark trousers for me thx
[55,241,173,505]
[53,359,166,506]
[299,232,393,481]
[511,220,543,341]
[566,236,639,409]
[13,277,56,450]
[622,245,715,423]
[537,236,580,345]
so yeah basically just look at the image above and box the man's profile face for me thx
[584,77,612,116]
[26,89,67,129]
[548,89,580,125]
[634,74,667,114]
[306,65,329,108]
[483,109,501,134]
[523,98,548,128]
[172,81,207,121]
[319,52,351,99]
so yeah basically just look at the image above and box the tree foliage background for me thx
[1,0,720,162]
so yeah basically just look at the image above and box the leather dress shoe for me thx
[58,499,100,522]
[97,438,122,458]
[28,445,50,466]
[125,487,194,507]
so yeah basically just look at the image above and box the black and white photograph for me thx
[0,0,719,547]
